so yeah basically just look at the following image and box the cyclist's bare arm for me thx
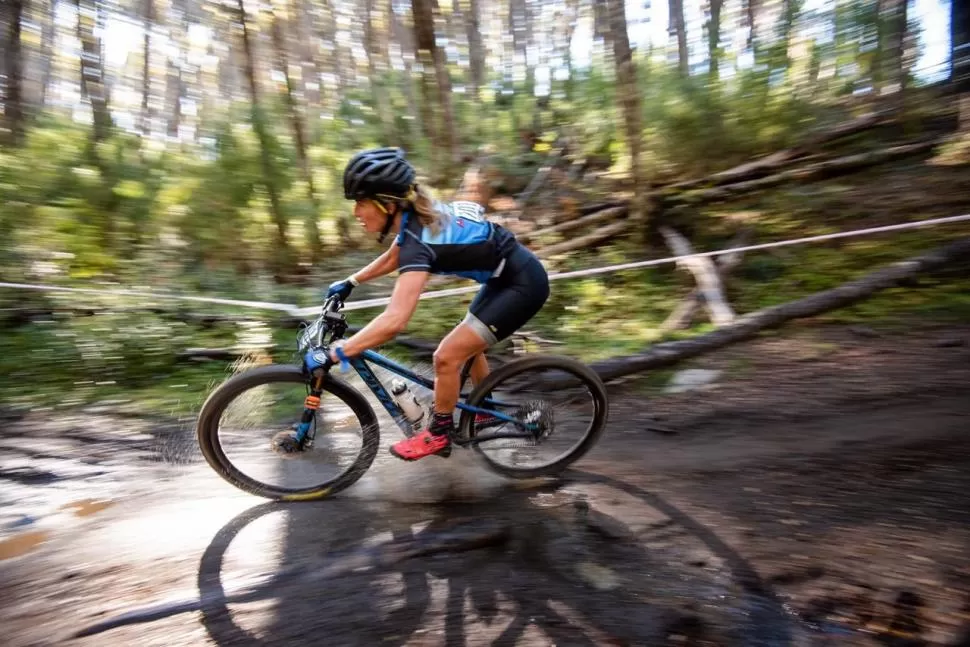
[350,241,401,285]
[339,271,429,356]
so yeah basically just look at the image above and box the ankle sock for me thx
[429,411,454,435]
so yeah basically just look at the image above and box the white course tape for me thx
[2,213,969,320]
[0,282,298,313]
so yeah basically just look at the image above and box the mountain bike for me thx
[196,295,609,501]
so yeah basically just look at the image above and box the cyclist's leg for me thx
[467,352,490,386]
[463,282,499,387]
[432,323,490,414]
[388,322,487,461]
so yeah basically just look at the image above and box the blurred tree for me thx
[952,0,969,92]
[464,0,485,103]
[1,0,25,146]
[412,0,459,171]
[141,0,154,138]
[669,0,688,76]
[605,0,646,240]
[270,0,324,263]
[236,0,293,279]
[75,0,112,142]
[364,0,397,144]
[706,0,725,78]
[390,1,422,150]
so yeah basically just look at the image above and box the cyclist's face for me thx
[354,199,387,234]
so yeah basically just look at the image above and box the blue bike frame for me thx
[305,347,520,438]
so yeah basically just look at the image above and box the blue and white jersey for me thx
[396,201,518,283]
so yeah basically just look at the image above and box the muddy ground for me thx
[1,322,969,646]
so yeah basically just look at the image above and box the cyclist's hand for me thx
[328,339,351,372]
[326,276,357,301]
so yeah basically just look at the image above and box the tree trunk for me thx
[270,0,324,265]
[509,0,533,91]
[606,0,647,240]
[166,58,182,138]
[318,0,342,107]
[707,0,724,78]
[563,0,579,101]
[952,0,970,92]
[2,0,25,145]
[364,0,396,144]
[236,0,292,280]
[390,3,421,151]
[876,0,907,103]
[581,237,970,384]
[668,0,688,76]
[294,0,321,122]
[465,0,485,103]
[37,0,56,111]
[141,0,154,139]
[780,0,797,69]
[744,0,758,49]
[75,0,112,142]
[411,0,459,168]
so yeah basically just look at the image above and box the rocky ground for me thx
[1,322,969,646]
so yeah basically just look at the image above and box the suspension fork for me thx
[294,370,326,446]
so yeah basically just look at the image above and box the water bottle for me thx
[390,380,426,430]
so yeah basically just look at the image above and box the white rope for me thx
[2,213,969,319]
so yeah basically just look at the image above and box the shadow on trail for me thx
[67,469,802,644]
[187,470,799,647]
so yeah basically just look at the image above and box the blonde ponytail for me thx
[409,184,446,236]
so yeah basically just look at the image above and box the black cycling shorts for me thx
[464,243,550,344]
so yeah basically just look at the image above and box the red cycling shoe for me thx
[389,430,452,461]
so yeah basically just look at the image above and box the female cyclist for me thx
[325,147,550,462]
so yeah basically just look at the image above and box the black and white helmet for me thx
[342,147,416,201]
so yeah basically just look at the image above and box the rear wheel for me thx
[196,365,380,501]
[457,355,609,479]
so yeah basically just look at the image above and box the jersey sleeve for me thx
[397,233,433,273]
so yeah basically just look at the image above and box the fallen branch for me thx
[659,227,736,327]
[536,220,630,259]
[517,137,568,207]
[538,237,970,386]
[667,111,893,191]
[671,139,941,206]
[661,229,752,331]
[519,206,627,245]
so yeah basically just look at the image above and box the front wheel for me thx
[196,364,380,501]
[457,355,609,479]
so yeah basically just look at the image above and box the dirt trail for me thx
[1,324,969,646]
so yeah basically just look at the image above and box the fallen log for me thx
[519,206,628,245]
[534,237,970,387]
[536,220,630,259]
[661,229,752,331]
[671,139,942,206]
[667,111,893,191]
[658,227,736,327]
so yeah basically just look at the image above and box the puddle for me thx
[58,498,115,518]
[0,530,50,560]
